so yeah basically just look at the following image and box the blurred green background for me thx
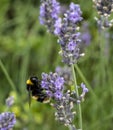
[0,0,113,130]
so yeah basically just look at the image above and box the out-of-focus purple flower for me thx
[81,32,91,45]
[80,22,91,51]
[93,0,113,28]
[39,0,61,34]
[6,96,14,107]
[41,72,64,100]
[0,112,16,130]
[81,22,91,42]
[93,0,113,16]
[55,2,83,65]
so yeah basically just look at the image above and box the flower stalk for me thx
[0,59,16,92]
[71,63,82,130]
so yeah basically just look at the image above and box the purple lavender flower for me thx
[55,2,83,65]
[41,72,64,100]
[39,0,60,34]
[54,91,63,100]
[67,3,82,23]
[80,83,88,101]
[0,112,16,130]
[54,77,64,90]
[81,83,88,93]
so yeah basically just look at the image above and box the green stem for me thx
[0,59,16,92]
[74,64,97,100]
[71,64,82,130]
[0,59,27,111]
[99,29,106,86]
[99,17,109,87]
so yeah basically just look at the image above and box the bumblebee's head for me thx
[26,76,38,86]
[26,77,38,92]
[30,77,38,84]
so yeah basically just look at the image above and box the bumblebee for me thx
[26,76,50,106]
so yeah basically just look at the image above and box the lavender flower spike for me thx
[41,72,64,100]
[93,0,113,28]
[0,112,16,130]
[39,0,60,34]
[55,2,83,65]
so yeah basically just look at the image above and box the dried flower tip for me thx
[59,105,64,109]
[70,102,74,109]
[72,111,76,115]
[80,53,85,57]
[59,117,64,121]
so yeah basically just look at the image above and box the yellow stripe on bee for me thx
[43,97,50,103]
[26,79,33,85]
[32,96,39,100]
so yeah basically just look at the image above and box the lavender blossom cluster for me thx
[41,72,88,127]
[54,83,88,127]
[55,3,83,65]
[39,1,83,65]
[41,72,64,100]
[0,112,16,130]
